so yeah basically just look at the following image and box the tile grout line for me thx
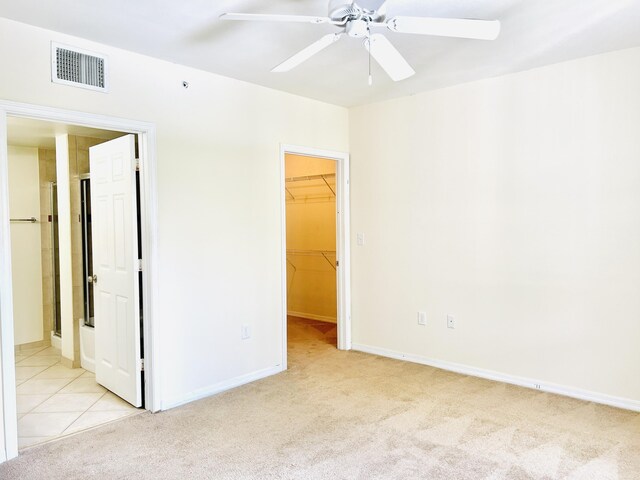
[16,347,137,445]
[17,359,65,414]
[60,391,109,435]
[15,347,110,448]
[15,345,50,362]
[18,409,87,447]
[18,377,102,446]
[17,357,85,415]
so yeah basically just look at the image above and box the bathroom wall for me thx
[285,154,337,322]
[8,146,44,347]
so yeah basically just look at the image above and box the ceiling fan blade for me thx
[364,34,415,81]
[387,16,501,40]
[220,13,332,25]
[272,33,343,73]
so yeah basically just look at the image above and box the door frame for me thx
[280,144,351,369]
[0,100,160,462]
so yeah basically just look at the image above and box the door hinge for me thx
[135,158,140,171]
[139,358,145,371]
[336,260,339,267]
[137,259,143,272]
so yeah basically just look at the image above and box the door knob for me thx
[87,275,97,284]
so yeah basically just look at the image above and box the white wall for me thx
[0,17,348,414]
[349,46,640,404]
[7,146,43,346]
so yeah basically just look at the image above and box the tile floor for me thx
[15,344,140,449]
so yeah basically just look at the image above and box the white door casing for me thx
[89,134,142,407]
[279,144,351,371]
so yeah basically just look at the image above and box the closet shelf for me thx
[286,249,337,271]
[285,173,336,201]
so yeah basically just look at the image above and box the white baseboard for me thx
[352,343,640,412]
[288,311,336,323]
[161,365,284,411]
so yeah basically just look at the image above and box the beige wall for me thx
[0,16,349,419]
[349,46,640,403]
[285,154,337,322]
[7,146,44,346]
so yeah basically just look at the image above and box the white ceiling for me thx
[7,117,124,149]
[1,0,640,107]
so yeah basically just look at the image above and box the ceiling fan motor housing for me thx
[328,0,386,23]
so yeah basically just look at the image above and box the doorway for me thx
[280,145,351,367]
[0,101,159,461]
[6,120,141,449]
[285,154,338,348]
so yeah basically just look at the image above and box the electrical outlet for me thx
[357,232,365,246]
[241,324,251,340]
[417,311,427,326]
[447,314,455,329]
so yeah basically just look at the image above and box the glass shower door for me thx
[81,177,95,327]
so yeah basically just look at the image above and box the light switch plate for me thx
[356,232,365,246]
[418,312,427,326]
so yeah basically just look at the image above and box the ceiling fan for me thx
[220,0,501,83]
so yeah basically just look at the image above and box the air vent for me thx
[51,43,108,92]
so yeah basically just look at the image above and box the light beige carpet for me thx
[2,317,639,479]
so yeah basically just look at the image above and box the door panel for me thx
[89,134,141,407]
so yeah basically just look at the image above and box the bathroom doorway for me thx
[0,102,159,461]
[6,119,142,449]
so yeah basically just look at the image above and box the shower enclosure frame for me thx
[79,174,94,328]
[50,181,62,337]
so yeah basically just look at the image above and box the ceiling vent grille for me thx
[51,43,109,92]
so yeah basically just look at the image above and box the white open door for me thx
[89,134,142,407]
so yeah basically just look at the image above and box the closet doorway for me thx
[280,145,351,366]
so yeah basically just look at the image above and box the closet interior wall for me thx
[285,154,337,323]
